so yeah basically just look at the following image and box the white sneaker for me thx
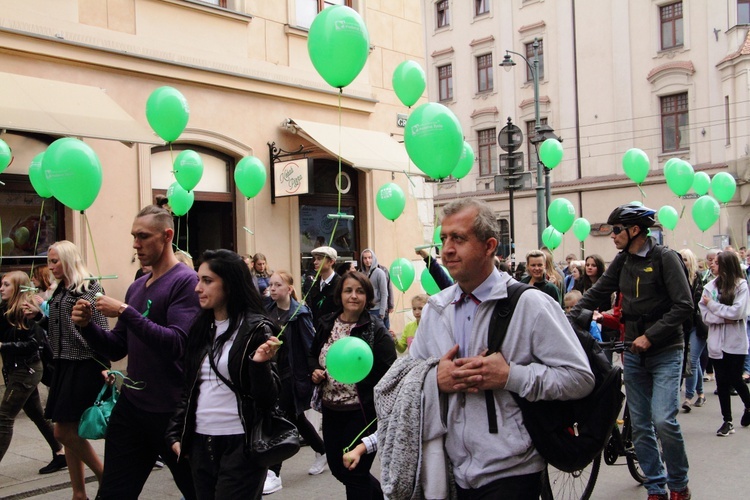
[263,470,282,495]
[308,452,327,475]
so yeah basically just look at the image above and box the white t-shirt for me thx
[195,319,245,436]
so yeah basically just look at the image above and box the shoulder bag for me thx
[78,382,119,440]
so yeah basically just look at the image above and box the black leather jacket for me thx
[165,312,281,456]
[0,307,43,375]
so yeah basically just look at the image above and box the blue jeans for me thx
[684,328,706,399]
[624,349,689,496]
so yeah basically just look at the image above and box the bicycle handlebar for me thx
[597,340,634,353]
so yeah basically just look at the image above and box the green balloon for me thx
[174,150,203,192]
[539,138,563,169]
[547,198,576,233]
[665,159,694,197]
[572,218,591,242]
[42,138,102,211]
[451,141,475,180]
[622,148,650,184]
[146,86,189,142]
[376,182,406,221]
[392,60,426,108]
[308,6,369,88]
[326,336,373,384]
[405,102,464,180]
[420,268,441,295]
[167,181,194,216]
[0,138,11,173]
[28,152,52,198]
[710,172,736,204]
[692,171,710,196]
[663,157,681,178]
[234,156,267,199]
[692,195,720,232]
[542,225,563,250]
[657,205,679,231]
[433,225,442,246]
[390,258,415,292]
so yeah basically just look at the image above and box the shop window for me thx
[478,128,497,176]
[438,64,453,101]
[661,93,689,152]
[660,2,683,50]
[477,53,493,93]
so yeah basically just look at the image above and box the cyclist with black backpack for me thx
[569,204,693,500]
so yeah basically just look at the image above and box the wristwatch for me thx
[117,303,129,316]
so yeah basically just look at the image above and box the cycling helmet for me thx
[607,204,656,228]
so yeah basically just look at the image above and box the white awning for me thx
[283,118,422,176]
[0,72,163,145]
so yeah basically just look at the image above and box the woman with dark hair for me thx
[166,249,282,499]
[309,271,396,499]
[579,254,606,293]
[700,251,750,435]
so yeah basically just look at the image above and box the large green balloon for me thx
[28,152,52,198]
[420,268,441,295]
[234,156,267,199]
[663,157,682,178]
[622,148,650,184]
[392,60,426,108]
[308,6,369,88]
[572,218,591,242]
[174,150,203,192]
[547,198,576,233]
[390,258,415,292]
[404,102,463,180]
[542,225,563,250]
[42,138,102,211]
[539,138,563,169]
[692,196,720,232]
[326,336,373,384]
[145,86,189,143]
[0,138,11,173]
[451,141,475,179]
[711,172,736,204]
[376,183,406,221]
[657,205,679,231]
[167,181,194,216]
[665,159,694,197]
[692,171,710,196]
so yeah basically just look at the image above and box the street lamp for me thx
[500,38,560,248]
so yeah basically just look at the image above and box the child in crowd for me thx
[393,294,428,353]
[563,289,582,314]
[342,431,378,471]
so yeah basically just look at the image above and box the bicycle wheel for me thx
[622,406,646,484]
[541,454,601,500]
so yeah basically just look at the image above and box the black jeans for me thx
[189,433,266,500]
[456,471,542,500]
[0,360,60,461]
[322,406,382,500]
[713,352,750,422]
[96,395,196,500]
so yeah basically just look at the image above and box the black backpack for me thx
[485,282,624,473]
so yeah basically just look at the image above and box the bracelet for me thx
[117,303,129,316]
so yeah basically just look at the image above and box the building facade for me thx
[423,0,750,267]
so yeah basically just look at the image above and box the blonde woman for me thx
[44,240,110,500]
[679,248,708,412]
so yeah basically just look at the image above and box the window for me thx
[660,2,683,50]
[661,93,689,152]
[297,0,352,29]
[526,118,548,170]
[497,219,510,258]
[438,64,453,101]
[477,53,493,93]
[475,0,489,16]
[437,0,450,28]
[525,40,544,82]
[478,128,497,176]
[739,0,750,24]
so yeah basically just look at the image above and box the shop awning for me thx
[0,72,162,145]
[283,118,422,176]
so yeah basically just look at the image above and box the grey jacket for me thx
[409,270,594,490]
[700,279,749,358]
[361,248,388,318]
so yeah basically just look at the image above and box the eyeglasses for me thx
[611,225,630,235]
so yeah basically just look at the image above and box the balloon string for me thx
[637,184,646,200]
[343,417,377,454]
[186,209,190,259]
[176,216,181,253]
[84,212,102,278]
[0,217,3,265]
[30,199,45,279]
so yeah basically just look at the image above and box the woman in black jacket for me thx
[309,270,396,500]
[166,250,281,500]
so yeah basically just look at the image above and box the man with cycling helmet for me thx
[569,203,693,500]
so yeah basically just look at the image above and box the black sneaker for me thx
[717,421,735,436]
[39,454,67,474]
[742,409,750,427]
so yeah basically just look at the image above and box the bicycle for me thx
[541,340,644,500]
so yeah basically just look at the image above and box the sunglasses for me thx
[611,225,630,235]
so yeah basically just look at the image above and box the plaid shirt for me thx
[47,281,109,361]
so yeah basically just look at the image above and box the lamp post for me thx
[500,38,560,248]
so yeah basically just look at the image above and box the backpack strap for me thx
[484,281,534,433]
